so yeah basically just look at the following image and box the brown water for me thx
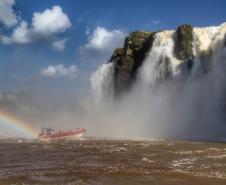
[0,139,226,185]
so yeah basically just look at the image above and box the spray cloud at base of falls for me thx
[88,22,226,140]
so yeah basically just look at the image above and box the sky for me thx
[0,0,226,135]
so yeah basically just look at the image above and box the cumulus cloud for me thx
[0,0,18,27]
[79,26,126,71]
[84,27,126,51]
[51,38,67,51]
[0,5,71,48]
[40,64,78,79]
[31,5,71,35]
[11,21,30,44]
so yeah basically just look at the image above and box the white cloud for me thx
[0,5,71,48]
[84,27,126,51]
[51,38,67,51]
[79,27,126,72]
[40,64,78,79]
[0,0,18,27]
[32,5,71,35]
[11,21,30,44]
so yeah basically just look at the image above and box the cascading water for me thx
[139,30,182,86]
[90,62,114,106]
[193,23,226,54]
[89,23,226,140]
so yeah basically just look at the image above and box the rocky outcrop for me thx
[175,25,193,61]
[175,24,194,71]
[110,24,198,96]
[111,31,155,96]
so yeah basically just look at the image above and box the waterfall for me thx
[139,30,182,86]
[90,62,114,106]
[193,23,226,55]
[88,23,226,140]
[138,23,226,86]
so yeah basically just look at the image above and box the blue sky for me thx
[0,0,226,99]
[0,0,225,135]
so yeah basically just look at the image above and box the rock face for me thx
[110,24,196,96]
[175,25,193,61]
[111,31,155,96]
[175,24,194,71]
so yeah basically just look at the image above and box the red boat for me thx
[39,127,86,140]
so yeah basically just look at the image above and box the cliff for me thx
[110,24,195,96]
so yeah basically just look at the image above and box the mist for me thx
[1,23,226,141]
[86,23,226,141]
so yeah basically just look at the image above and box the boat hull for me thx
[39,129,86,141]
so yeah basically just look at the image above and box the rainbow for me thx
[0,110,38,138]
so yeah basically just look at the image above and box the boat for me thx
[38,127,86,141]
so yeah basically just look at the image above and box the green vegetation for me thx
[111,31,154,95]
[111,25,195,95]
